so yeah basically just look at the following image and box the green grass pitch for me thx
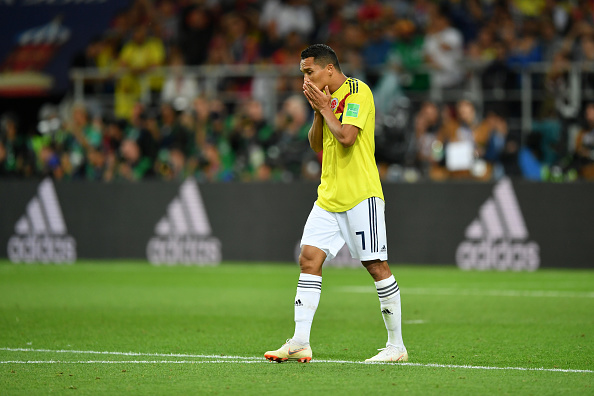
[0,261,592,395]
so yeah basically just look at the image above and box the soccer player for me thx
[264,44,407,363]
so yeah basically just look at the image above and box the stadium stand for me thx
[1,0,594,182]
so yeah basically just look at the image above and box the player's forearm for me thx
[308,112,324,152]
[319,108,357,147]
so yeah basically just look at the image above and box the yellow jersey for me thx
[316,77,384,212]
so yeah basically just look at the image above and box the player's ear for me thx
[327,64,333,76]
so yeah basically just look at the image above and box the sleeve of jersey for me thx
[341,91,370,130]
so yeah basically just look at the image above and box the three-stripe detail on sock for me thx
[297,279,322,292]
[377,280,399,300]
[368,197,378,253]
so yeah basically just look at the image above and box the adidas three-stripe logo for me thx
[7,178,76,263]
[456,178,540,271]
[348,78,359,94]
[146,178,221,265]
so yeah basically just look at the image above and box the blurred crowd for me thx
[2,0,594,182]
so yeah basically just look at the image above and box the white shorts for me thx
[300,197,388,262]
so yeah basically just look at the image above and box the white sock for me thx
[374,275,405,350]
[292,273,322,345]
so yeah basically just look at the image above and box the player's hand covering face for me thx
[300,57,327,91]
[300,57,331,113]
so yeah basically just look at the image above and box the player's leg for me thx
[292,244,325,347]
[362,259,407,362]
[342,197,407,362]
[264,203,344,363]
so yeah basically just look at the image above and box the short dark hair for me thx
[300,44,341,72]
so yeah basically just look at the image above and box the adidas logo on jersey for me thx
[7,178,76,264]
[295,299,303,307]
[146,178,221,265]
[456,178,540,271]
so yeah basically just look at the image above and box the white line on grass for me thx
[403,320,427,324]
[0,347,255,360]
[337,287,594,298]
[0,360,266,364]
[1,347,592,373]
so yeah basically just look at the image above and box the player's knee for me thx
[298,254,318,274]
[362,259,391,281]
[299,248,324,275]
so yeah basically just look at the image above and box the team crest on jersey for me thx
[330,97,338,111]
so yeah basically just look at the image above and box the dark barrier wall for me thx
[0,179,592,268]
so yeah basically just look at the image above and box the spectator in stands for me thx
[154,0,180,52]
[70,37,106,97]
[189,97,233,182]
[422,2,464,97]
[38,143,63,180]
[447,0,484,44]
[480,40,517,119]
[361,22,393,72]
[228,99,275,181]
[223,12,260,65]
[178,5,213,66]
[438,99,509,180]
[507,0,544,20]
[60,104,102,179]
[543,49,580,127]
[269,31,305,66]
[258,15,285,60]
[125,102,147,141]
[436,99,477,179]
[158,102,191,159]
[357,0,384,25]
[413,101,446,180]
[260,0,315,40]
[505,18,544,70]
[578,34,594,96]
[573,102,594,179]
[205,33,234,65]
[466,26,497,62]
[103,117,127,181]
[0,113,28,178]
[137,109,160,164]
[446,99,477,144]
[161,50,199,112]
[572,0,594,27]
[117,138,153,181]
[85,147,109,181]
[270,95,312,181]
[539,17,566,62]
[385,19,428,93]
[518,132,544,181]
[115,25,166,120]
[311,0,346,43]
[190,97,227,181]
[474,108,509,180]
